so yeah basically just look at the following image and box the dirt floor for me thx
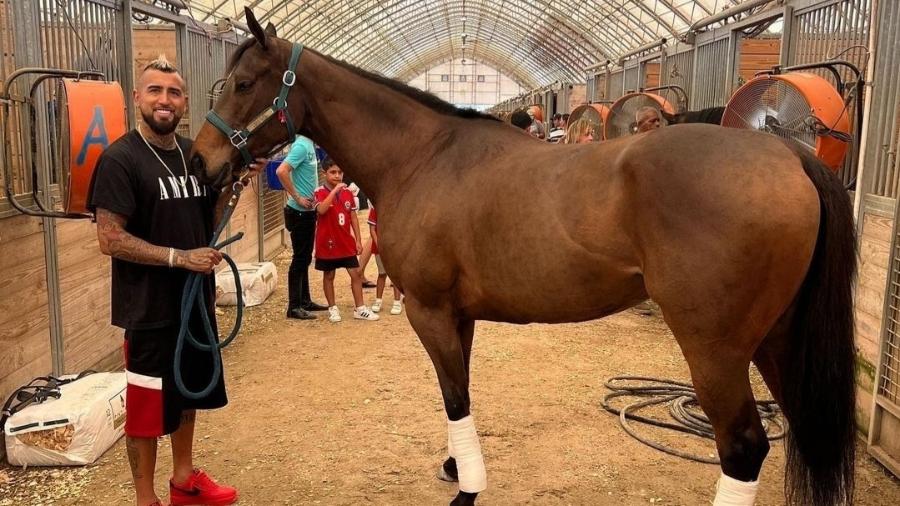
[2,217,900,505]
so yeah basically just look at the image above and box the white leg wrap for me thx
[448,415,487,493]
[447,430,456,458]
[713,472,759,506]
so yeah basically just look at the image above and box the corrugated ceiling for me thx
[180,1,753,88]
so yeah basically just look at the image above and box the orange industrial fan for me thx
[569,103,611,140]
[604,93,676,139]
[527,104,544,122]
[721,72,850,172]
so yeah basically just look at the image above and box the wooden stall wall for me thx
[855,208,893,431]
[737,37,781,88]
[568,84,587,112]
[0,217,53,401]
[643,62,660,89]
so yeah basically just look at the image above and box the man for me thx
[635,106,663,133]
[88,56,265,506]
[548,113,565,143]
[276,135,328,319]
[510,109,532,132]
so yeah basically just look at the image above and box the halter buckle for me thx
[229,130,248,149]
[282,70,296,86]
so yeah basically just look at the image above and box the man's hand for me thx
[243,157,269,182]
[297,196,314,209]
[175,247,223,273]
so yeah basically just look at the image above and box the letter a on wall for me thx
[63,78,127,214]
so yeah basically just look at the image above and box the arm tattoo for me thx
[96,208,170,266]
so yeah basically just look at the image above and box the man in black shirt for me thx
[88,57,265,506]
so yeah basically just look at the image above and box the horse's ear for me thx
[265,22,277,37]
[244,7,268,50]
[659,110,677,124]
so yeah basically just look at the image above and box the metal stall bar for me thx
[787,0,873,189]
[690,31,732,110]
[608,69,624,101]
[661,45,695,105]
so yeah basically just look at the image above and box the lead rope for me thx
[173,178,248,399]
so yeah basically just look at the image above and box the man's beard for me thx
[141,109,181,135]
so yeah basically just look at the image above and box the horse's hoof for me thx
[437,466,458,482]
[450,491,478,506]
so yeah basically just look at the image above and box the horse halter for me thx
[205,43,304,167]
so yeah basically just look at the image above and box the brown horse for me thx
[190,9,857,506]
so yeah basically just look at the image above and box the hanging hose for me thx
[601,376,785,464]
[173,180,247,399]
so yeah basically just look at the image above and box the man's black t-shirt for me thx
[88,130,217,330]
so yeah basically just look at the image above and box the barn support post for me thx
[117,0,136,129]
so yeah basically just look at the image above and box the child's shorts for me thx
[315,256,360,271]
[374,254,386,276]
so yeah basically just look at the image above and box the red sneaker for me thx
[170,469,238,506]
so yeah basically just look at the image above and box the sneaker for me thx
[328,306,342,323]
[353,306,380,321]
[390,300,403,315]
[371,298,383,313]
[170,468,237,506]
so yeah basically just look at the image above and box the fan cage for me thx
[605,93,675,139]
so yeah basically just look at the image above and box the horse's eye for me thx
[236,80,253,92]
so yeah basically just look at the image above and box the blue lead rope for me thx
[174,180,246,399]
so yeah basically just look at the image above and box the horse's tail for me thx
[782,144,857,505]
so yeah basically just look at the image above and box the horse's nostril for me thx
[190,153,205,175]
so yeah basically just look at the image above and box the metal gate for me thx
[608,69,624,100]
[623,62,639,94]
[869,0,900,477]
[788,0,873,189]
[662,47,694,104]
[691,36,731,110]
[179,27,228,138]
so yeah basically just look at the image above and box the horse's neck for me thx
[295,50,445,203]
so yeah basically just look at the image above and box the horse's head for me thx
[190,8,305,187]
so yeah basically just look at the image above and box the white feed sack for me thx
[4,372,126,466]
[215,262,278,307]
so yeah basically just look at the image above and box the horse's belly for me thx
[456,260,647,324]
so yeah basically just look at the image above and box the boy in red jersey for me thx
[314,159,379,323]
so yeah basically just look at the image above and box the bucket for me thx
[265,158,284,190]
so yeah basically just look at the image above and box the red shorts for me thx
[124,318,227,438]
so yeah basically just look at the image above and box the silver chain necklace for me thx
[137,124,188,179]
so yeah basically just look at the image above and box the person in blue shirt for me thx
[276,135,328,319]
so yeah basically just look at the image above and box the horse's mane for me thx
[228,39,500,122]
[662,106,726,125]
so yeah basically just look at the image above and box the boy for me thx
[314,159,379,323]
[367,205,403,315]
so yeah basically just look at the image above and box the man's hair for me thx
[510,109,532,130]
[143,54,179,74]
[321,157,338,170]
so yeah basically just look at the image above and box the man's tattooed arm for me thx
[95,208,222,272]
[96,208,169,265]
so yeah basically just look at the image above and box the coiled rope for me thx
[174,180,246,399]
[601,376,785,464]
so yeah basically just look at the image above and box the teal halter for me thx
[205,43,304,166]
